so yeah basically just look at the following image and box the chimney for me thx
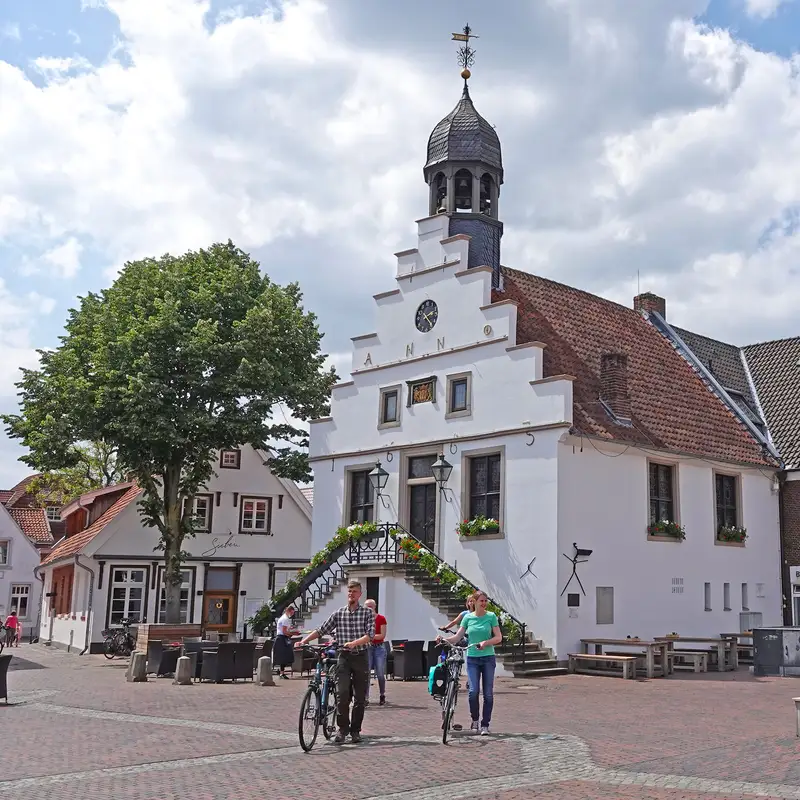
[633,292,666,319]
[600,352,631,420]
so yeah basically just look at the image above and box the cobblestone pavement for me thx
[2,644,800,799]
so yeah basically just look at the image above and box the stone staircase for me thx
[401,563,566,678]
[295,559,566,679]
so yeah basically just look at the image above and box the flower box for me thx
[717,525,747,544]
[647,520,686,540]
[457,516,501,537]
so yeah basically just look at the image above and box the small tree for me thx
[26,441,124,508]
[3,241,336,623]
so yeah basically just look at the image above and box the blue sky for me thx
[1,0,799,486]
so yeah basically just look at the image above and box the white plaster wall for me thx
[0,505,43,638]
[555,439,783,659]
[310,428,563,652]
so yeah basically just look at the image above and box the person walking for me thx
[273,605,298,679]
[438,590,502,736]
[363,598,387,707]
[3,611,20,647]
[296,580,375,744]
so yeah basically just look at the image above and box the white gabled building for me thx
[0,503,43,641]
[36,445,312,653]
[305,72,783,669]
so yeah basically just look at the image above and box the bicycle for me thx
[436,639,468,744]
[101,618,137,659]
[298,642,341,752]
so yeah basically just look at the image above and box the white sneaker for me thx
[470,720,479,734]
[480,726,490,736]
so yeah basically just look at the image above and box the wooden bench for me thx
[671,650,708,673]
[568,653,638,679]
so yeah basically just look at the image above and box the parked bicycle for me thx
[431,639,468,744]
[101,618,138,659]
[298,642,341,752]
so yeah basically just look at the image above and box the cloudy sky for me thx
[0,0,799,486]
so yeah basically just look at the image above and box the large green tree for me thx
[26,440,124,508]
[4,241,336,622]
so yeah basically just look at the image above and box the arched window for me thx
[431,172,447,214]
[480,174,493,215]
[454,169,473,211]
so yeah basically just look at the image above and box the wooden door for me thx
[203,593,235,632]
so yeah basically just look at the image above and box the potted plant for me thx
[647,520,686,540]
[717,525,747,544]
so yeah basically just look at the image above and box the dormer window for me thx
[45,506,61,522]
[220,449,241,469]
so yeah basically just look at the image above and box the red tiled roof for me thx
[4,474,39,507]
[42,485,142,566]
[59,481,136,518]
[300,486,314,505]
[0,490,12,504]
[499,267,772,467]
[8,507,54,546]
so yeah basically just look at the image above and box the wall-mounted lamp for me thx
[368,461,390,508]
[431,453,453,494]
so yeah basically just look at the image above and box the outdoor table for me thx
[655,636,737,671]
[580,638,672,678]
[720,632,753,664]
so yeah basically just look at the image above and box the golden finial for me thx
[452,23,478,84]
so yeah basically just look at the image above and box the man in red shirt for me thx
[364,599,387,706]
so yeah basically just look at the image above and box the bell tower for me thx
[423,25,504,287]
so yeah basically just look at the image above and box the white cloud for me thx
[744,0,794,18]
[1,22,20,41]
[42,238,83,278]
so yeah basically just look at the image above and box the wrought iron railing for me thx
[270,522,528,649]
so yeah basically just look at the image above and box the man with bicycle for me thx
[295,579,375,744]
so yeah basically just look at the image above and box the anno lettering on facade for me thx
[201,532,241,557]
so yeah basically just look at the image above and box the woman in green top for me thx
[438,590,502,735]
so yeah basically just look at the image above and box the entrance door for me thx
[409,483,437,548]
[203,593,235,632]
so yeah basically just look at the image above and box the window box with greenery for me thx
[457,515,500,537]
[717,525,747,545]
[647,520,685,541]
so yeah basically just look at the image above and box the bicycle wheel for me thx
[298,687,321,752]
[442,675,458,744]
[322,683,337,740]
[102,636,117,659]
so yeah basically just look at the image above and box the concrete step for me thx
[506,661,568,678]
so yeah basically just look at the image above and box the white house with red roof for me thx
[302,72,784,673]
[0,474,61,557]
[0,501,44,640]
[36,445,312,652]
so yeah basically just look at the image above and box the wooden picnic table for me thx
[720,632,754,664]
[655,635,738,671]
[580,638,672,678]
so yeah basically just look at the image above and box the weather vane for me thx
[452,23,478,82]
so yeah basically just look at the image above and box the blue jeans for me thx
[367,643,387,699]
[466,655,496,726]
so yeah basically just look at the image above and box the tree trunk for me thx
[162,466,184,625]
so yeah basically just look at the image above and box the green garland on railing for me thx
[394,532,522,645]
[247,521,378,633]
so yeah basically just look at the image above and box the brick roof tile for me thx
[8,507,54,546]
[499,267,772,467]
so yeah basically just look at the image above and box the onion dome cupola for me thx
[425,25,504,287]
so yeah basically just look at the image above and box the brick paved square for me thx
[4,644,800,800]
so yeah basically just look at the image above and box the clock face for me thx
[415,299,438,333]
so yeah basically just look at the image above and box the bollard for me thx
[173,655,193,686]
[257,656,276,686]
[126,651,147,683]
[794,697,800,738]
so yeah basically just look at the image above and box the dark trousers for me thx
[336,650,368,734]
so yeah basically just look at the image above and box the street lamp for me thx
[368,461,390,508]
[431,453,453,491]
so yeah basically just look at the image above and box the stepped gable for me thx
[497,266,772,467]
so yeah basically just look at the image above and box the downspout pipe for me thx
[33,562,45,645]
[74,555,95,655]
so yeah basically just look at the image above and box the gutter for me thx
[74,554,95,655]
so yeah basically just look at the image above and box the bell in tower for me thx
[423,25,504,287]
